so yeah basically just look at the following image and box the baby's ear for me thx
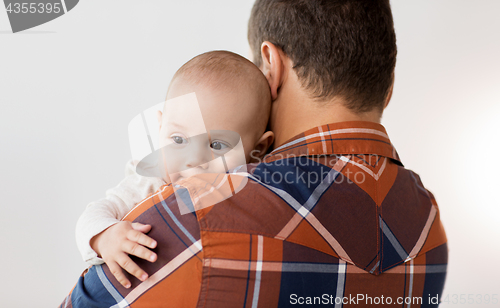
[156,110,163,131]
[250,131,275,162]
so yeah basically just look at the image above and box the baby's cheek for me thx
[221,150,247,170]
[207,157,227,173]
[163,153,184,175]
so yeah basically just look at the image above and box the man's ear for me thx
[156,110,163,131]
[260,41,284,101]
[250,131,275,162]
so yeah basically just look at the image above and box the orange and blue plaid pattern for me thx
[61,121,447,307]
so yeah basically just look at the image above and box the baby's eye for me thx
[210,141,229,151]
[172,136,187,144]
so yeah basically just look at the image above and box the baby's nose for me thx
[184,143,212,169]
[186,159,209,170]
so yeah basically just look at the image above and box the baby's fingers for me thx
[123,238,157,263]
[107,261,131,289]
[131,222,152,234]
[127,229,157,250]
[116,254,149,283]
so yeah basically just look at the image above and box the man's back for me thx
[62,121,447,307]
[195,121,447,307]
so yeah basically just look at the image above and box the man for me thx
[63,1,447,307]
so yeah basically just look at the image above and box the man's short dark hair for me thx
[248,0,397,113]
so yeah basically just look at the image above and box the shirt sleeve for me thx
[75,160,165,265]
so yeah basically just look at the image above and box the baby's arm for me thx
[76,160,164,286]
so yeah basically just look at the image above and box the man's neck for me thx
[270,84,383,147]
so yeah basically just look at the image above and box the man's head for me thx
[248,0,397,114]
[157,51,273,183]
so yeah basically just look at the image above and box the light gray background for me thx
[1,1,499,307]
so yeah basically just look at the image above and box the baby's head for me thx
[157,50,273,183]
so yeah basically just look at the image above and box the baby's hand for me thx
[90,221,157,288]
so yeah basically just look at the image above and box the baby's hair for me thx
[167,50,272,137]
[169,50,270,99]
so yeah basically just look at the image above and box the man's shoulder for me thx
[247,154,344,186]
[194,156,346,236]
[121,184,174,222]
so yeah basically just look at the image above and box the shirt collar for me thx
[266,121,402,166]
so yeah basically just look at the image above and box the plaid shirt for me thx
[61,121,447,307]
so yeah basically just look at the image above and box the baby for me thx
[76,50,273,288]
